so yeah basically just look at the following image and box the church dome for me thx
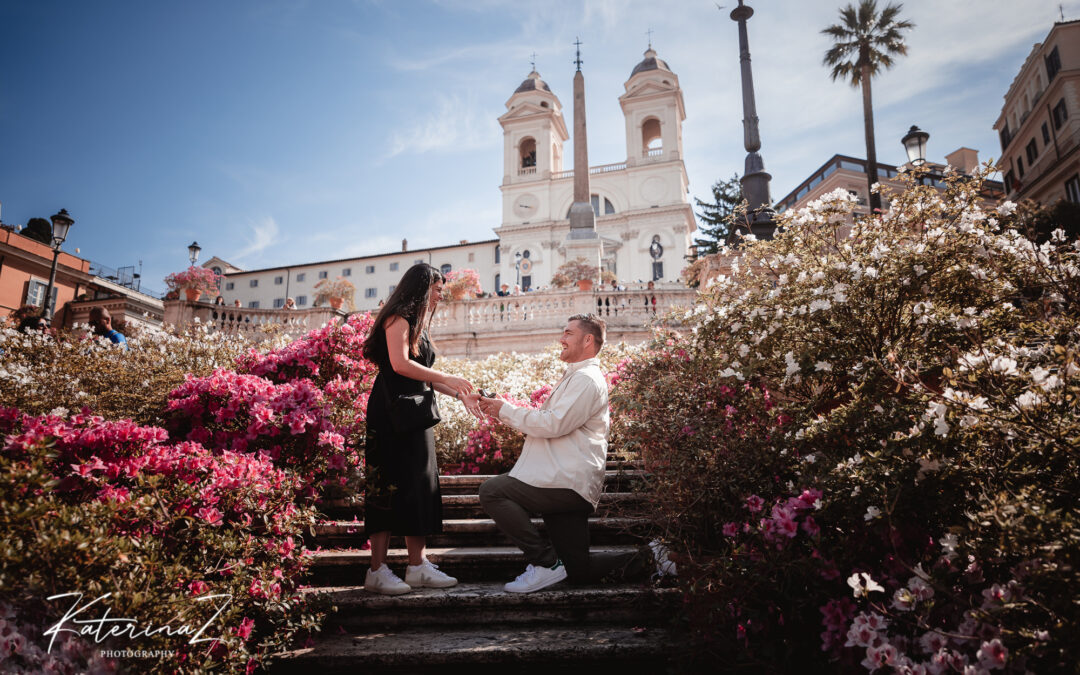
[514,70,552,94]
[630,48,672,77]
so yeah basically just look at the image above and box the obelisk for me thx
[731,0,776,240]
[565,38,602,280]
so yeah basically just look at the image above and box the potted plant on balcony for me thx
[164,266,221,303]
[313,276,355,311]
[441,269,483,301]
[551,258,599,291]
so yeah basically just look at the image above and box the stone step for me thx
[270,623,675,674]
[315,517,648,548]
[307,581,680,629]
[319,491,644,521]
[308,545,641,585]
[438,470,643,495]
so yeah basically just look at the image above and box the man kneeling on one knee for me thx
[475,314,653,593]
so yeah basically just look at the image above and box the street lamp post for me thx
[514,251,522,288]
[42,209,75,323]
[901,125,929,167]
[188,241,202,266]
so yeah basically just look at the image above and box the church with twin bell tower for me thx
[494,42,696,290]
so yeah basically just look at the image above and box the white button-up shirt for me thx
[499,357,609,507]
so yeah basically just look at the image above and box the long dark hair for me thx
[362,263,443,359]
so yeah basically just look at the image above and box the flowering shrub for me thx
[1,409,323,673]
[313,277,355,311]
[551,257,599,288]
[0,321,257,426]
[611,171,1080,672]
[165,266,222,296]
[441,268,483,300]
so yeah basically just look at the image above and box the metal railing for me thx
[87,260,165,298]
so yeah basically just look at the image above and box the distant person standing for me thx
[88,307,128,351]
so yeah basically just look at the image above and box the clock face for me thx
[513,193,539,218]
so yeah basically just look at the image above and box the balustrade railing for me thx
[163,300,342,341]
[551,161,629,181]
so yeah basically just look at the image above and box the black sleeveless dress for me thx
[364,323,443,536]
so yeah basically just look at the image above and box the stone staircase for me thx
[271,459,683,673]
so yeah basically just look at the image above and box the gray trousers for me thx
[478,474,646,584]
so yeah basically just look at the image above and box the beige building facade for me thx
[994,19,1080,205]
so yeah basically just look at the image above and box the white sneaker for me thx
[364,565,412,595]
[405,558,458,588]
[648,540,677,577]
[503,560,568,593]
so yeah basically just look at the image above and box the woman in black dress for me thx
[360,263,482,594]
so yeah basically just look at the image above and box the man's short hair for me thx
[89,307,110,322]
[569,313,606,350]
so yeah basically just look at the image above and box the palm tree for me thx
[822,1,914,212]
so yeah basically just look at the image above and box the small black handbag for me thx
[386,386,441,433]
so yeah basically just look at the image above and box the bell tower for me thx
[498,69,568,186]
[619,46,685,167]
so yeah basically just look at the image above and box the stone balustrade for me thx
[163,300,343,341]
[430,286,696,358]
[161,286,697,357]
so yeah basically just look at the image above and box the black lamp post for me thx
[188,241,202,266]
[514,251,522,288]
[901,125,929,167]
[42,209,75,322]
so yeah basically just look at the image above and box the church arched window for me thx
[519,137,537,168]
[566,194,616,218]
[642,117,662,155]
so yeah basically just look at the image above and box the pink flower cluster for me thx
[726,489,822,550]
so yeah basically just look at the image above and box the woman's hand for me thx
[459,392,484,420]
[442,375,473,399]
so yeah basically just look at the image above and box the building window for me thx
[1017,156,1025,179]
[296,272,305,282]
[414,259,424,265]
[1026,139,1038,165]
[1066,174,1080,203]
[249,279,258,288]
[366,265,375,274]
[652,261,664,281]
[226,282,235,291]
[494,246,500,264]
[519,137,537,168]
[1052,98,1068,130]
[494,273,500,291]
[1045,45,1062,81]
[1004,171,1015,194]
[522,275,532,291]
[274,276,284,285]
[248,301,260,309]
[389,262,399,271]
[365,287,377,299]
[468,252,475,262]
[1042,122,1051,145]
[998,123,1012,151]
[273,298,285,308]
[25,279,56,313]
[440,264,452,275]
[522,250,531,259]
[318,271,328,280]
[388,285,396,294]
[342,268,351,277]
[296,295,307,307]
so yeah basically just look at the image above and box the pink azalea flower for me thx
[745,495,765,512]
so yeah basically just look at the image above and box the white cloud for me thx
[232,216,280,263]
[386,94,500,158]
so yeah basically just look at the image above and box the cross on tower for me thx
[530,52,536,72]
[573,37,583,71]
[646,27,653,49]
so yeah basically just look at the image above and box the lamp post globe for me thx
[188,241,202,266]
[42,209,75,323]
[901,125,929,167]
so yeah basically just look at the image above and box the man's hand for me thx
[478,396,504,419]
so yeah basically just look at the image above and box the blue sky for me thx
[1,0,1074,295]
